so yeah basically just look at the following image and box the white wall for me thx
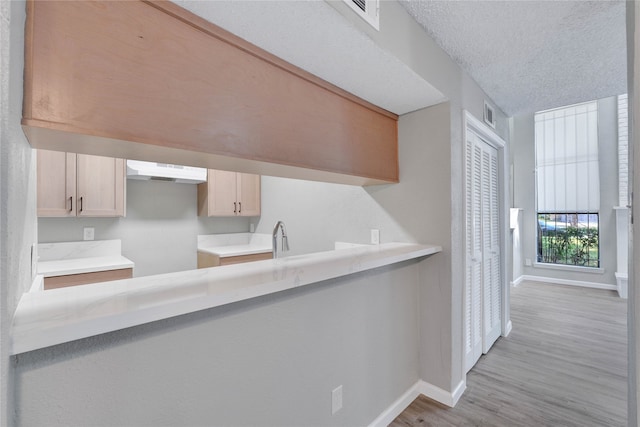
[255,106,452,255]
[1,0,38,425]
[512,97,620,287]
[512,211,524,282]
[14,258,425,426]
[39,180,249,277]
[0,4,9,424]
[257,103,456,392]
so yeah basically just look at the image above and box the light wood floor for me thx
[391,281,627,427]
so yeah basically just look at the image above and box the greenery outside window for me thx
[537,213,599,267]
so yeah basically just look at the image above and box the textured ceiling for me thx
[173,1,626,118]
[399,0,627,115]
[174,0,445,115]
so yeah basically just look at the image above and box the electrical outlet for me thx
[250,223,255,233]
[370,229,380,245]
[525,258,532,266]
[83,227,95,241]
[331,385,343,415]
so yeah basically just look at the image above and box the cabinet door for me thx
[76,154,125,217]
[204,169,238,216]
[37,150,76,217]
[237,173,261,216]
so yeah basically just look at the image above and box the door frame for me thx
[463,110,512,358]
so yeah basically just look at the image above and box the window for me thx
[535,101,600,267]
[618,94,628,207]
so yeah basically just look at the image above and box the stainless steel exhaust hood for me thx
[126,160,207,184]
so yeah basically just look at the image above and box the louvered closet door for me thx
[464,129,502,373]
[464,131,483,373]
[480,138,501,353]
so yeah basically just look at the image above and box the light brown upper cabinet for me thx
[37,150,77,217]
[21,1,398,186]
[198,170,260,217]
[37,150,126,217]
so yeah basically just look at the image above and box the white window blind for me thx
[535,101,599,212]
[618,94,629,207]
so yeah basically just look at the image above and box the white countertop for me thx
[38,256,135,277]
[12,242,441,355]
[198,245,272,257]
[197,233,272,258]
[37,240,134,277]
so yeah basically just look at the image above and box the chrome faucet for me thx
[272,220,290,259]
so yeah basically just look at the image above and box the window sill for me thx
[533,262,603,274]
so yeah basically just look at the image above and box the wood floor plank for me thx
[390,280,627,427]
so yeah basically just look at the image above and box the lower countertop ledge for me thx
[37,255,135,277]
[11,242,442,355]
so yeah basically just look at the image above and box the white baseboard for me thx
[615,272,628,299]
[521,275,616,291]
[450,379,467,407]
[503,320,513,337]
[418,378,466,408]
[367,381,422,427]
[511,276,524,287]
[367,379,467,427]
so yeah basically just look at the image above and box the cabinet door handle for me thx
[238,202,241,214]
[69,196,73,212]
[234,202,237,214]
[80,196,83,213]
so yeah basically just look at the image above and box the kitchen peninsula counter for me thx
[11,242,441,355]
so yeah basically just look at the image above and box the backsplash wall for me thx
[38,179,250,277]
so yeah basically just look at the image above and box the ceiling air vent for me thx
[484,101,496,129]
[353,0,366,12]
[342,0,379,31]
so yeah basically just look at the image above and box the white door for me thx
[465,134,483,372]
[464,129,502,373]
[482,140,502,353]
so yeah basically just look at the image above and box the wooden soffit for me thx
[22,0,399,185]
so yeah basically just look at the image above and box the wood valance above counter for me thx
[22,0,399,186]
